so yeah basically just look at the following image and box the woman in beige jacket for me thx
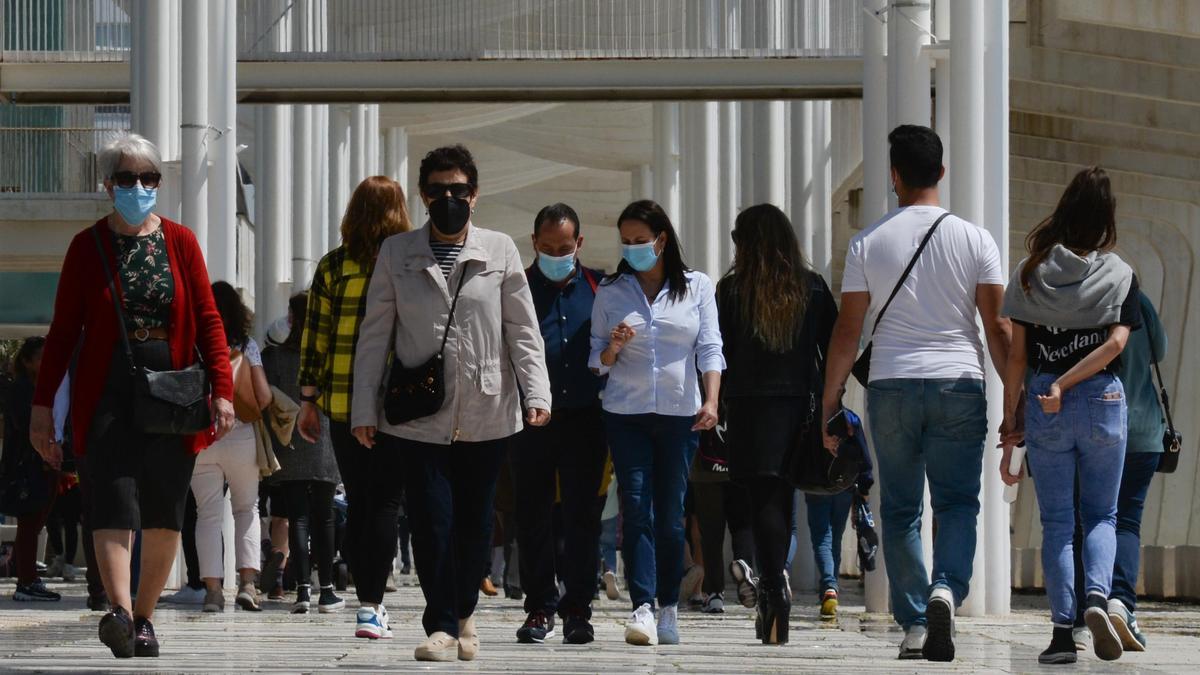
[351,145,551,663]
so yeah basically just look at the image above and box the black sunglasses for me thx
[111,171,162,189]
[422,182,473,200]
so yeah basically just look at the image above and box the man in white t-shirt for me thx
[821,125,1011,663]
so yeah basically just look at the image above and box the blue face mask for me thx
[536,251,577,282]
[113,186,157,226]
[621,240,660,273]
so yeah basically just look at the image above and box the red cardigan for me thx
[33,217,234,456]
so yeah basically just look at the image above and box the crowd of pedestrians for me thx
[0,124,1173,667]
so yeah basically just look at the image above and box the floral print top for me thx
[115,227,175,331]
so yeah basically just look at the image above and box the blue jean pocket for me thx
[1088,395,1126,447]
[1026,395,1064,445]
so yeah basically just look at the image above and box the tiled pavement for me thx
[1,578,1198,673]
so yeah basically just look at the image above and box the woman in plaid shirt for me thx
[298,176,412,633]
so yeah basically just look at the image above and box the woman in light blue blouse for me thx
[589,200,725,647]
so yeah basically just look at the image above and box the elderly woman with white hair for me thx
[28,133,234,659]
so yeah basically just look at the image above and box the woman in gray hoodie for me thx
[999,167,1137,665]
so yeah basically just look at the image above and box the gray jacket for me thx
[351,224,551,445]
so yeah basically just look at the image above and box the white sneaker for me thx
[603,570,620,600]
[1072,626,1092,652]
[923,586,956,662]
[657,604,680,645]
[355,604,393,639]
[899,624,927,659]
[625,603,658,646]
[162,586,207,605]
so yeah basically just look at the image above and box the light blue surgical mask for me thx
[621,240,660,272]
[113,185,157,226]
[537,251,577,282]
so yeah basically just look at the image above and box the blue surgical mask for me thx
[621,241,660,272]
[537,251,576,282]
[113,186,157,226]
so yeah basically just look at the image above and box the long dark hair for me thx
[284,292,308,351]
[1021,166,1117,293]
[604,200,690,303]
[724,204,810,353]
[211,281,252,349]
[11,336,45,380]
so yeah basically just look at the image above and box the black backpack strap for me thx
[869,212,951,336]
[90,225,137,374]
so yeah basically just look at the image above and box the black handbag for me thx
[788,346,866,495]
[1144,307,1182,473]
[852,213,950,387]
[0,454,52,517]
[384,269,468,426]
[92,226,212,436]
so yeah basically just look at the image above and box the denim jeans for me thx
[1026,372,1126,626]
[866,377,987,628]
[603,413,699,609]
[600,516,619,573]
[805,490,854,596]
[1071,447,1156,624]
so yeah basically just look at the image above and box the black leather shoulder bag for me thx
[384,268,468,426]
[1144,305,1182,473]
[92,226,212,435]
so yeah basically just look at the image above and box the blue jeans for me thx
[1026,373,1126,626]
[866,377,987,628]
[600,516,619,574]
[805,490,854,596]
[603,413,699,609]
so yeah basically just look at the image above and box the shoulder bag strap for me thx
[91,225,137,374]
[1142,305,1177,434]
[437,264,470,358]
[868,212,952,336]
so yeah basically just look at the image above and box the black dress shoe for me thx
[98,608,134,658]
[133,617,160,657]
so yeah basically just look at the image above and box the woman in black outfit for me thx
[262,292,345,615]
[718,204,838,644]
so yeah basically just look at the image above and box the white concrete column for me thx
[350,104,368,185]
[717,102,738,271]
[951,0,988,618]
[887,0,932,129]
[682,102,721,279]
[181,0,209,252]
[385,127,409,187]
[328,105,351,250]
[652,102,681,222]
[206,0,237,283]
[861,0,890,615]
[738,102,756,208]
[752,102,786,207]
[367,105,381,176]
[933,0,952,210]
[166,0,181,161]
[310,105,329,263]
[292,104,315,293]
[259,104,293,328]
[631,164,653,201]
[130,0,170,154]
[790,102,815,259]
[811,101,833,280]
[983,0,1012,617]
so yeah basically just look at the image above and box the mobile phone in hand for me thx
[826,408,850,440]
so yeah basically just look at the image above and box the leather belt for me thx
[128,327,169,342]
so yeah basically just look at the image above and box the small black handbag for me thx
[92,226,212,436]
[384,270,468,426]
[1144,307,1183,473]
[0,454,52,517]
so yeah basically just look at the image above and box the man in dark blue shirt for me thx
[511,203,608,646]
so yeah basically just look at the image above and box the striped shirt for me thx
[298,246,374,423]
[430,239,464,280]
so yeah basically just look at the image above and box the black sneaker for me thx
[563,613,595,645]
[400,564,412,575]
[1039,626,1078,665]
[87,591,110,612]
[506,585,524,601]
[13,579,62,602]
[318,586,345,613]
[292,586,311,614]
[516,610,556,644]
[98,607,135,658]
[1083,594,1123,661]
[133,617,159,657]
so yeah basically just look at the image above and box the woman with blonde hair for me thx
[297,175,411,637]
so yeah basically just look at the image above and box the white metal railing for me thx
[1,1,860,63]
[0,105,130,193]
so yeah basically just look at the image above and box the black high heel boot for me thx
[760,589,791,645]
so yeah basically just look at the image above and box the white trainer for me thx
[625,603,659,646]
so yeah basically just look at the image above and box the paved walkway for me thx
[1,579,1198,673]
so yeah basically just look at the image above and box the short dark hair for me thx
[418,144,478,191]
[12,336,45,380]
[888,125,943,189]
[533,203,581,238]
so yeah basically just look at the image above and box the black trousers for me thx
[74,455,110,597]
[181,490,203,590]
[283,480,338,588]
[743,475,794,592]
[388,433,507,637]
[329,421,404,605]
[511,407,608,619]
[46,484,83,563]
[694,480,756,595]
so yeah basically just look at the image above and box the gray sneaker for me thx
[203,587,225,613]
[1108,598,1146,652]
[899,625,927,659]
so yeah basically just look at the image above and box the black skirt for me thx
[726,396,808,479]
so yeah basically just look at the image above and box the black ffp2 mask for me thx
[429,197,471,236]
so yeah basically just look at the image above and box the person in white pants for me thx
[193,282,274,612]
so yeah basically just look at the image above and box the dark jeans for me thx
[1073,451,1159,622]
[694,480,755,595]
[329,421,404,605]
[182,490,203,590]
[604,412,699,609]
[389,433,508,637]
[511,407,608,619]
[744,475,795,592]
[15,470,59,585]
[397,511,412,568]
[283,480,338,588]
[46,484,82,563]
[805,490,854,595]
